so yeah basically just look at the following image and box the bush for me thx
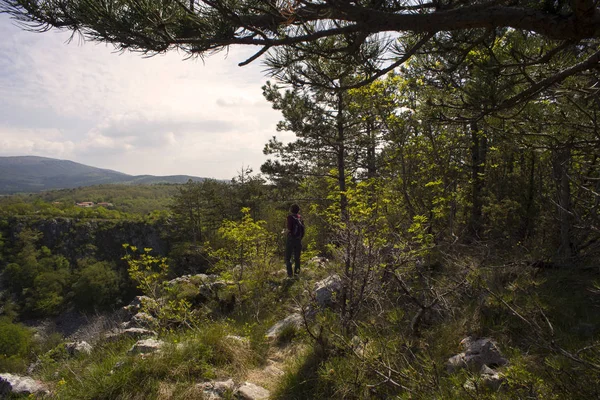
[0,318,33,372]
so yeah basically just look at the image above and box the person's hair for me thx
[290,204,300,214]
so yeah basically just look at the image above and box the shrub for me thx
[0,318,33,372]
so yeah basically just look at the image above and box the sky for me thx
[0,14,286,180]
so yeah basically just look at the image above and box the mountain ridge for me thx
[0,156,206,194]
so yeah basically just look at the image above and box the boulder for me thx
[65,341,93,356]
[447,337,508,373]
[235,382,270,400]
[265,313,303,339]
[0,373,49,397]
[314,275,342,308]
[128,338,164,355]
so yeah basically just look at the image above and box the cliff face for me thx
[4,217,169,263]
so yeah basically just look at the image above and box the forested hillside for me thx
[0,156,206,194]
[1,0,600,399]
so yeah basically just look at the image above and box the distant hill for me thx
[0,156,206,194]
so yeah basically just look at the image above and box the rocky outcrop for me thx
[122,296,155,316]
[447,337,508,373]
[0,373,49,397]
[4,217,168,264]
[104,327,158,342]
[123,312,156,329]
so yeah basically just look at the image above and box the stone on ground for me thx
[235,382,270,400]
[0,373,49,397]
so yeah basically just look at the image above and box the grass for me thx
[6,253,598,400]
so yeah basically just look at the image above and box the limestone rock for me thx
[122,295,154,315]
[235,382,270,400]
[0,373,49,397]
[122,327,158,338]
[447,337,508,373]
[314,275,342,308]
[105,327,158,341]
[65,340,93,356]
[128,338,164,354]
[264,365,284,377]
[265,313,303,339]
[126,312,155,329]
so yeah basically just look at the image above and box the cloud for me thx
[0,127,76,158]
[0,15,283,179]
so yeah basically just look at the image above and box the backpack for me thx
[291,214,305,239]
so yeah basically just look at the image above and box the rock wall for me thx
[3,216,169,263]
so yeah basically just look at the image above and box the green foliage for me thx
[0,184,182,218]
[211,208,276,280]
[0,317,33,373]
[2,228,73,317]
[123,245,199,330]
[71,259,122,311]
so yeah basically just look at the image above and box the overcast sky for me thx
[0,14,286,180]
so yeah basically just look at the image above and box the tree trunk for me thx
[552,147,575,261]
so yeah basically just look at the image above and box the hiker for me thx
[285,204,305,277]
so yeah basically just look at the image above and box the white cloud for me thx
[0,15,283,180]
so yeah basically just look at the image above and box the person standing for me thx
[285,204,305,277]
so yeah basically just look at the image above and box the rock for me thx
[123,327,158,338]
[481,370,506,392]
[463,365,506,393]
[309,256,329,267]
[128,338,164,354]
[126,312,155,329]
[197,378,235,399]
[447,337,508,373]
[265,313,303,339]
[122,295,154,315]
[235,382,270,400]
[314,275,342,308]
[264,365,284,377]
[65,340,93,356]
[0,373,49,396]
[104,327,158,342]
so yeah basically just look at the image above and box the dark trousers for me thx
[285,236,302,277]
